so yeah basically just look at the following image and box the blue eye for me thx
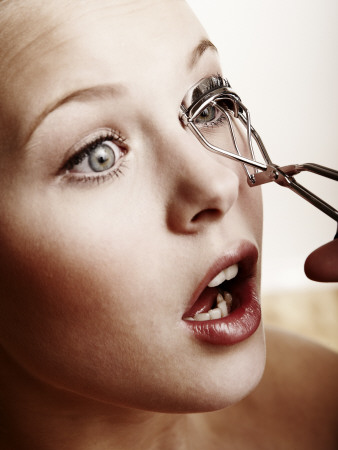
[63,131,128,184]
[195,104,225,128]
[195,106,217,124]
[74,140,121,173]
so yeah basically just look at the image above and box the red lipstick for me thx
[182,241,261,345]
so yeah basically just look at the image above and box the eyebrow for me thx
[24,84,124,146]
[189,39,218,69]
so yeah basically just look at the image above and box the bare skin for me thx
[203,328,338,450]
[305,239,338,282]
[1,329,336,450]
[0,1,337,449]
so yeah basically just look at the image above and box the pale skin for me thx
[0,1,337,449]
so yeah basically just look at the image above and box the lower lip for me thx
[183,280,261,346]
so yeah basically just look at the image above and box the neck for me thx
[0,347,205,450]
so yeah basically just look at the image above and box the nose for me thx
[165,130,240,234]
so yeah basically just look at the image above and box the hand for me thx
[304,239,338,282]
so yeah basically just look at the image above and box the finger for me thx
[304,240,338,282]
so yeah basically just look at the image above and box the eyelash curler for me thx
[180,79,338,222]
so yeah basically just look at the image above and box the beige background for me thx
[187,0,338,350]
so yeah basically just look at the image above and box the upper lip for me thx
[183,240,259,317]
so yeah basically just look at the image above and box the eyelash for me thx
[61,129,128,185]
[204,73,228,91]
[191,73,227,103]
[194,74,229,129]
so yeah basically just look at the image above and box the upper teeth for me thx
[207,264,238,288]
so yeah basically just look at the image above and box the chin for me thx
[185,325,266,413]
[127,324,266,414]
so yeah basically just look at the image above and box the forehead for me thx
[0,0,206,147]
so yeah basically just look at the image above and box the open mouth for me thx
[183,263,239,321]
[182,241,261,345]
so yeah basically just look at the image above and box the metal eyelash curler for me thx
[180,80,338,222]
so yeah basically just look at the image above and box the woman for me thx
[0,0,336,448]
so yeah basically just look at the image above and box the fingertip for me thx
[304,240,338,282]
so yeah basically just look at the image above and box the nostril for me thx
[191,209,223,223]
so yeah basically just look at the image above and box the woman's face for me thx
[0,0,264,413]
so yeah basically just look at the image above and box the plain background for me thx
[187,0,338,295]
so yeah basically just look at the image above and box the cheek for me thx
[0,196,140,372]
[0,189,192,408]
[239,180,263,238]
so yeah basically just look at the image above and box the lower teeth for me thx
[185,291,233,321]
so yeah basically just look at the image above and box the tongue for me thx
[183,287,218,318]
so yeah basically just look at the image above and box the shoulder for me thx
[263,326,338,397]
